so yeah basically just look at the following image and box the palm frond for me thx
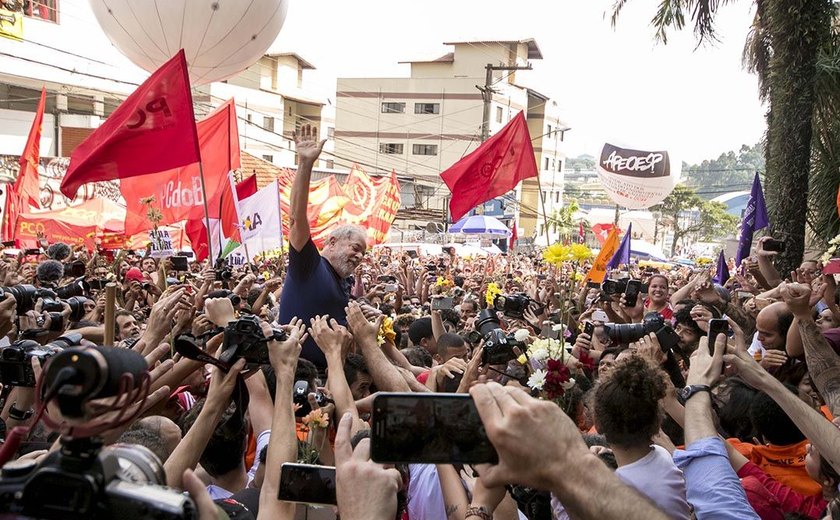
[742,0,771,99]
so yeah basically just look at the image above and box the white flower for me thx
[529,347,549,362]
[514,329,531,342]
[561,378,576,391]
[527,369,547,390]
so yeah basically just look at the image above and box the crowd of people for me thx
[0,127,839,520]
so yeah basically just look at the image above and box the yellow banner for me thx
[0,7,23,41]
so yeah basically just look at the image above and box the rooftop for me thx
[265,52,316,70]
[398,52,455,65]
[441,39,543,60]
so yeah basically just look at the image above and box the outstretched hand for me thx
[294,124,327,165]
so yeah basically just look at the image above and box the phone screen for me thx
[624,280,641,307]
[708,319,730,355]
[762,239,786,253]
[277,463,337,506]
[583,321,595,336]
[432,297,453,311]
[371,393,498,464]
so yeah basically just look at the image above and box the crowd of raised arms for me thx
[0,127,839,520]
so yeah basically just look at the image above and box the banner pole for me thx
[198,161,214,262]
[275,179,285,275]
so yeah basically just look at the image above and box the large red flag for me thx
[16,86,46,209]
[61,49,199,198]
[441,111,537,222]
[121,99,241,235]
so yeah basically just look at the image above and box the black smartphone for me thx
[277,463,337,506]
[762,239,786,253]
[371,393,498,464]
[624,280,642,307]
[583,321,595,336]
[23,248,40,256]
[432,297,453,311]
[89,279,109,291]
[1,241,14,247]
[708,318,730,355]
[170,256,188,271]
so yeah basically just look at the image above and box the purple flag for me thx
[713,250,730,285]
[735,173,769,266]
[607,223,632,269]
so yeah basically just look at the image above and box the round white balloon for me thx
[594,142,681,209]
[88,0,289,85]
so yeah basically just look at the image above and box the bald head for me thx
[756,302,793,351]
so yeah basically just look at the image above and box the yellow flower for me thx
[543,243,571,266]
[486,282,502,307]
[378,315,396,345]
[570,243,593,263]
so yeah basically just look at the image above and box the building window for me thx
[555,192,560,203]
[544,157,550,170]
[414,103,440,115]
[379,143,404,154]
[261,154,274,163]
[24,1,58,23]
[263,116,274,132]
[541,191,546,203]
[551,158,556,170]
[381,102,405,114]
[327,127,335,139]
[547,124,552,137]
[287,105,293,116]
[412,144,438,156]
[495,106,503,123]
[557,160,562,172]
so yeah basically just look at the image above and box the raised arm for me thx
[346,301,411,392]
[289,124,326,251]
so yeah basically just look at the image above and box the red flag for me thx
[121,99,240,235]
[441,111,537,222]
[186,175,258,260]
[16,87,46,209]
[578,221,585,244]
[221,172,258,243]
[61,49,200,198]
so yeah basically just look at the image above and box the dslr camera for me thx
[0,345,196,519]
[214,257,232,282]
[0,333,82,387]
[603,312,685,387]
[472,309,524,365]
[219,315,287,367]
[492,293,541,319]
[601,278,628,296]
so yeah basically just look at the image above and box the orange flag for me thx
[584,226,621,284]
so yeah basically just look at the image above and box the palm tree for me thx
[612,0,837,274]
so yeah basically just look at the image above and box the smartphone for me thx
[371,393,498,464]
[708,318,730,354]
[624,280,642,307]
[277,463,337,506]
[23,249,40,256]
[170,256,188,271]
[583,321,595,336]
[762,239,786,253]
[2,241,14,247]
[537,274,547,280]
[432,297,453,311]
[377,275,396,283]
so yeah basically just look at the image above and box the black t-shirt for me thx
[278,238,351,368]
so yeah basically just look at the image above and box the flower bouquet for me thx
[521,335,577,414]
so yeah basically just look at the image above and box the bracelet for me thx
[9,403,34,421]
[465,506,493,520]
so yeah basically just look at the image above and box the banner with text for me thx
[595,143,679,209]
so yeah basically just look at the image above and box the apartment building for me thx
[334,39,569,239]
[0,0,332,214]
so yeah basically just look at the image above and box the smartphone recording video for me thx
[708,319,730,355]
[431,297,453,311]
[371,393,498,464]
[277,463,337,506]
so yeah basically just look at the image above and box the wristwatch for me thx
[8,403,34,421]
[679,384,711,403]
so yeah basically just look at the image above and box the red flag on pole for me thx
[441,111,538,222]
[185,174,257,261]
[121,98,241,235]
[16,86,46,209]
[61,49,200,198]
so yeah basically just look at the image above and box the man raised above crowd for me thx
[278,124,367,369]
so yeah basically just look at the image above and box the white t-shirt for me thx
[408,464,447,520]
[205,429,271,499]
[552,445,690,520]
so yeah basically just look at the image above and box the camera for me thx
[0,333,82,387]
[474,309,523,365]
[214,257,232,282]
[0,345,196,519]
[293,379,329,417]
[603,312,685,387]
[492,293,541,319]
[601,278,628,296]
[219,315,286,368]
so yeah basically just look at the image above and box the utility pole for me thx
[478,63,532,142]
